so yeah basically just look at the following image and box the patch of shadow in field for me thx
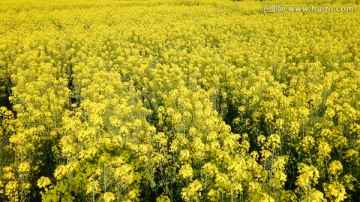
[0,76,12,111]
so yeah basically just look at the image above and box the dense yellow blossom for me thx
[0,0,359,201]
[324,182,347,202]
[102,192,116,202]
[37,177,51,189]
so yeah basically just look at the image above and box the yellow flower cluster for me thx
[0,0,359,201]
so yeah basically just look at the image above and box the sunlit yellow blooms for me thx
[207,189,220,202]
[301,188,326,202]
[179,149,191,163]
[86,179,101,195]
[201,163,218,179]
[5,181,18,200]
[192,137,205,160]
[257,135,266,146]
[114,165,135,185]
[102,192,116,202]
[328,161,343,176]
[179,164,193,180]
[273,171,287,185]
[296,163,320,190]
[2,172,15,181]
[261,150,272,160]
[0,0,359,201]
[181,180,202,201]
[265,134,281,150]
[272,156,287,170]
[317,142,332,159]
[215,172,230,190]
[37,177,51,189]
[300,136,315,153]
[54,164,76,180]
[17,162,30,173]
[128,189,140,200]
[324,182,347,202]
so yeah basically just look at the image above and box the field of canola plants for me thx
[0,0,360,201]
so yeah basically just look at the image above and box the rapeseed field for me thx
[0,0,359,201]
